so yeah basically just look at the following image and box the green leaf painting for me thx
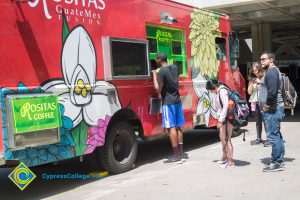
[71,121,88,156]
[62,11,70,43]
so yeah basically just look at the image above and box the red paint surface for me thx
[0,0,246,143]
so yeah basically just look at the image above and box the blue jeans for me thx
[263,108,285,164]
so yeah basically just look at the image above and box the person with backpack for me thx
[281,72,298,113]
[152,52,186,164]
[259,51,285,172]
[247,62,270,146]
[206,79,235,168]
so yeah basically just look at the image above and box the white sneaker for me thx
[217,159,228,164]
[219,162,228,169]
[228,163,235,168]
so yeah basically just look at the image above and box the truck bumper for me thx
[0,152,5,166]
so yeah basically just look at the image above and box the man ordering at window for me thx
[151,52,186,164]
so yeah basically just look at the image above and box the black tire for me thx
[232,126,240,137]
[97,122,137,174]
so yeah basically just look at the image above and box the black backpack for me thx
[219,87,249,127]
[281,73,297,109]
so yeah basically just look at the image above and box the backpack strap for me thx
[168,65,175,80]
[287,75,290,91]
[167,64,178,81]
[280,73,287,103]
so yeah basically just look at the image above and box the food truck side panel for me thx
[0,0,245,173]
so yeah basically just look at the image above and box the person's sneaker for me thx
[251,139,262,145]
[279,162,285,168]
[163,156,183,164]
[264,161,275,167]
[228,163,235,168]
[217,159,228,164]
[167,154,187,162]
[181,152,189,160]
[219,162,228,169]
[263,162,284,172]
[263,140,271,147]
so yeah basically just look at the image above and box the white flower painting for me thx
[41,26,121,127]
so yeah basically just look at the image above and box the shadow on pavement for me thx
[0,129,220,200]
[260,157,296,165]
[212,159,251,167]
[136,130,219,167]
[234,159,251,167]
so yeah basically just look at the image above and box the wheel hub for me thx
[113,142,121,154]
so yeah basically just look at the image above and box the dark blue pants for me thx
[263,108,285,164]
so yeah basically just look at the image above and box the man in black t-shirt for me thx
[259,51,285,172]
[152,53,186,164]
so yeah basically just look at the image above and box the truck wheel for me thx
[232,127,240,137]
[97,122,137,174]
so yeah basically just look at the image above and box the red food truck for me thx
[0,0,246,174]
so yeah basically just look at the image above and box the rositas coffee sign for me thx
[28,0,106,26]
[11,95,62,134]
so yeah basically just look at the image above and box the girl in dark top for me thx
[247,62,266,145]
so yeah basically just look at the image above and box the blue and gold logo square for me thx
[8,162,36,191]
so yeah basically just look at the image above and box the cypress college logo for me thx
[8,162,36,191]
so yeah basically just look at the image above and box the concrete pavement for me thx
[43,118,300,200]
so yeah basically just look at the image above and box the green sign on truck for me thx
[11,95,61,134]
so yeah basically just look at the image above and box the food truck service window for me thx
[228,34,237,70]
[102,37,150,80]
[146,25,187,77]
[215,37,227,61]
